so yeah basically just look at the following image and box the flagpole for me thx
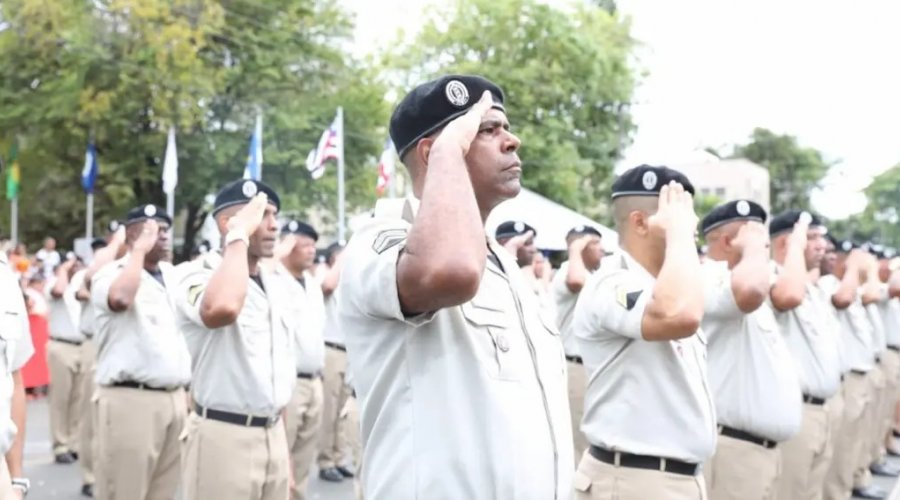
[86,193,94,240]
[337,106,346,244]
[10,198,17,245]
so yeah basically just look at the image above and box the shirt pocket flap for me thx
[461,303,508,329]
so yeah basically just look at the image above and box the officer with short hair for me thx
[338,74,573,499]
[90,204,191,500]
[175,180,295,500]
[572,165,713,499]
[275,220,326,500]
[699,200,802,499]
[552,224,603,462]
[495,220,537,267]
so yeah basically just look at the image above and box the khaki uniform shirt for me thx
[866,302,888,354]
[91,257,191,387]
[274,265,326,374]
[552,261,583,357]
[877,286,900,348]
[0,254,34,454]
[774,269,842,399]
[573,252,717,463]
[175,251,295,416]
[45,274,84,342]
[71,269,95,338]
[338,197,573,500]
[817,275,875,372]
[702,260,801,442]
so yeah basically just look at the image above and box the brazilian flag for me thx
[6,142,19,200]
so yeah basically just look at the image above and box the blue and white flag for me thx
[81,142,99,194]
[243,114,263,180]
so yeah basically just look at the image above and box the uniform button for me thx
[497,335,510,352]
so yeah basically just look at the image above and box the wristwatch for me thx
[224,229,249,247]
[11,477,29,496]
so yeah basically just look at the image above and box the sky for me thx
[345,0,900,219]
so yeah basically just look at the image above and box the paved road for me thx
[22,397,355,500]
[19,395,900,500]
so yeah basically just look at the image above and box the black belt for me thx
[325,341,346,352]
[851,369,868,376]
[588,446,698,476]
[110,381,180,392]
[803,394,826,405]
[889,346,900,352]
[297,372,321,380]
[51,337,82,346]
[719,425,777,449]
[194,403,279,428]
[565,355,583,365]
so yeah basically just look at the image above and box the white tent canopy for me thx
[486,188,618,252]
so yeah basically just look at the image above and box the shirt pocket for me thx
[461,301,520,382]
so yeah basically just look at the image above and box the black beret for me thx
[610,165,695,199]
[389,75,506,159]
[281,220,319,241]
[767,209,825,237]
[700,199,767,235]
[566,225,602,239]
[90,238,107,250]
[835,239,859,253]
[125,204,172,226]
[495,220,536,240]
[212,179,280,217]
[824,233,840,249]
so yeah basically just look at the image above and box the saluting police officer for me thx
[552,224,604,462]
[275,220,326,500]
[875,248,900,456]
[767,210,843,500]
[175,180,295,500]
[698,200,802,500]
[0,249,35,498]
[89,205,191,500]
[495,221,556,316]
[571,165,713,499]
[338,75,573,499]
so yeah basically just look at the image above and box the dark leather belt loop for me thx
[588,446,698,476]
[325,341,346,352]
[111,381,178,392]
[802,394,826,405]
[718,425,777,449]
[52,337,83,346]
[194,403,279,428]
[565,354,583,365]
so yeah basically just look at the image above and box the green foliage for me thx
[383,0,637,220]
[828,164,900,247]
[732,128,831,215]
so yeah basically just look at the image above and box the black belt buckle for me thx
[194,403,278,428]
[588,445,698,476]
[52,337,83,346]
[565,355,583,365]
[718,425,777,449]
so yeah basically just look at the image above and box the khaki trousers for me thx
[79,339,97,486]
[853,367,886,489]
[878,352,900,450]
[284,377,324,500]
[341,395,363,500]
[574,449,707,500]
[182,413,289,500]
[47,339,86,455]
[95,386,187,500]
[568,360,588,463]
[318,346,354,469]
[776,401,834,500]
[705,434,780,500]
[824,373,869,500]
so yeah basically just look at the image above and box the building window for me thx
[715,187,726,197]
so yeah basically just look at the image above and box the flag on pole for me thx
[81,142,99,194]
[6,142,20,201]
[305,113,342,180]
[376,139,395,197]
[243,114,263,180]
[162,126,178,195]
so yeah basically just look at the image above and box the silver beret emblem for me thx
[144,205,157,217]
[642,171,658,190]
[288,221,298,232]
[736,200,750,216]
[513,221,525,233]
[445,80,470,107]
[798,211,812,225]
[242,181,258,198]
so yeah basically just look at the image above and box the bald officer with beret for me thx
[275,220,326,500]
[553,224,604,462]
[338,74,573,499]
[90,204,191,500]
[698,200,802,500]
[572,165,714,499]
[175,180,295,500]
[767,210,843,500]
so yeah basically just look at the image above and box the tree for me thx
[732,128,831,214]
[828,164,900,247]
[384,0,637,220]
[0,0,390,257]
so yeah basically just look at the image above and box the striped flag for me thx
[162,126,178,195]
[305,113,342,180]
[376,139,395,196]
[6,142,20,201]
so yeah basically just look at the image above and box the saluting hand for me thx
[732,221,769,252]
[648,181,698,239]
[502,230,535,255]
[133,220,159,255]
[226,193,269,236]
[787,214,810,251]
[433,90,495,156]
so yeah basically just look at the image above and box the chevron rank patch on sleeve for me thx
[372,228,408,255]
[615,285,643,311]
[187,284,204,306]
